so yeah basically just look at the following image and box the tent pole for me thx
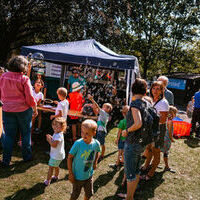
[60,65,67,86]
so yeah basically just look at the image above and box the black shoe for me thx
[0,160,9,168]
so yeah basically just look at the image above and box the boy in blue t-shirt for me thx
[87,94,112,161]
[68,119,101,200]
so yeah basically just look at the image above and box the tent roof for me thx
[21,39,138,70]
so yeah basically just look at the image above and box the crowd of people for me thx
[0,55,198,200]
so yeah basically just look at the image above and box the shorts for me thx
[69,118,80,124]
[155,123,167,149]
[124,142,144,182]
[96,131,107,145]
[48,158,62,167]
[71,177,93,200]
[118,139,125,150]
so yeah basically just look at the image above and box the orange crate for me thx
[173,121,191,138]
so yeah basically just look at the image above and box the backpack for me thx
[135,100,160,146]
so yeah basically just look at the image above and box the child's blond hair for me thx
[168,106,178,119]
[82,119,97,135]
[57,87,68,98]
[52,117,67,133]
[103,103,113,113]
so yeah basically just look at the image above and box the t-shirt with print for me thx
[50,132,65,160]
[68,75,81,92]
[153,98,169,114]
[32,89,44,104]
[69,138,101,181]
[55,99,69,119]
[97,109,109,133]
[118,118,127,141]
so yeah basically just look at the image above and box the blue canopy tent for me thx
[21,39,140,104]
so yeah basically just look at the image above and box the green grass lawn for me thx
[0,128,200,200]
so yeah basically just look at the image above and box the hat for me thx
[36,69,45,75]
[72,69,78,74]
[72,82,83,92]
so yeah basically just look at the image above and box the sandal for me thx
[140,174,152,181]
[117,193,127,198]
[51,176,58,182]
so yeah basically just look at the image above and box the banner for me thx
[45,62,62,78]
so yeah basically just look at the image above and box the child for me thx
[32,79,44,133]
[67,119,101,200]
[88,94,112,161]
[68,82,84,141]
[187,96,194,118]
[50,87,69,120]
[161,106,177,171]
[44,117,67,186]
[110,105,129,169]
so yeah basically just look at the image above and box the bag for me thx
[81,104,95,116]
[136,100,160,146]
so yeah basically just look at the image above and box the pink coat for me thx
[0,72,36,112]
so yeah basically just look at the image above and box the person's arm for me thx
[115,129,122,145]
[122,107,142,137]
[46,134,60,148]
[67,154,75,183]
[167,120,174,142]
[0,101,3,138]
[87,94,100,113]
[50,110,63,120]
[93,152,100,170]
[23,77,38,117]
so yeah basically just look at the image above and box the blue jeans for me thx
[124,142,144,182]
[2,108,33,165]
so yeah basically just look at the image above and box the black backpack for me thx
[135,100,160,146]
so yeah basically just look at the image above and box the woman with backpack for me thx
[141,81,169,181]
[121,78,149,200]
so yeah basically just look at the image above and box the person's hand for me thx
[93,162,97,170]
[68,172,75,184]
[115,139,118,145]
[87,94,93,101]
[53,101,58,105]
[50,115,54,120]
[122,130,128,137]
[33,109,38,118]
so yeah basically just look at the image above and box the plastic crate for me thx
[173,121,191,138]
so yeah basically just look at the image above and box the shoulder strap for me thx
[153,98,162,107]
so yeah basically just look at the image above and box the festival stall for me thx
[21,39,140,105]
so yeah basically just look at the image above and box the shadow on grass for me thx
[103,170,165,200]
[4,183,45,200]
[93,167,119,193]
[184,137,200,148]
[104,150,118,159]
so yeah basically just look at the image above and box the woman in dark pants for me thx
[0,56,37,166]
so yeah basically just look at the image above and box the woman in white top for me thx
[141,81,169,180]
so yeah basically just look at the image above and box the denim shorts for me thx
[118,139,125,150]
[48,158,62,167]
[124,142,144,182]
[96,131,107,145]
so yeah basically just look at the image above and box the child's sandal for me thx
[140,174,152,181]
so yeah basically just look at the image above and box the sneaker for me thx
[51,176,58,182]
[164,167,176,173]
[44,180,50,186]
[109,163,120,170]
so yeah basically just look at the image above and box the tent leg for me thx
[60,65,67,87]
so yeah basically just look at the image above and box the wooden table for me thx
[37,106,98,120]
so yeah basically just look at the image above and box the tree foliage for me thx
[0,0,200,78]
